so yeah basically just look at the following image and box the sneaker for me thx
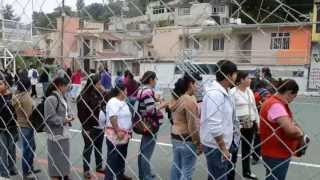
[243,173,258,180]
[96,168,105,174]
[83,171,91,179]
[118,174,132,180]
[31,168,41,174]
[9,170,18,176]
[23,173,37,180]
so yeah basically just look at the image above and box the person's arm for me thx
[205,92,230,159]
[107,100,125,139]
[250,90,260,125]
[144,90,157,114]
[44,96,64,128]
[268,103,303,139]
[277,117,303,138]
[185,98,200,146]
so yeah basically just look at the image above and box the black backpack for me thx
[30,94,59,132]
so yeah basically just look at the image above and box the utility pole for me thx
[60,0,65,65]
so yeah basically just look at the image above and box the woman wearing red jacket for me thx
[260,79,304,180]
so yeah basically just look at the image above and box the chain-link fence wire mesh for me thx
[0,0,319,179]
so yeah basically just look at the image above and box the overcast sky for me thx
[5,0,110,23]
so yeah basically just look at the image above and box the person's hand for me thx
[64,117,74,124]
[196,144,203,155]
[222,149,231,161]
[155,94,161,101]
[116,130,125,140]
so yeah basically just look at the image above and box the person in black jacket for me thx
[39,67,50,97]
[76,74,107,179]
[0,71,18,178]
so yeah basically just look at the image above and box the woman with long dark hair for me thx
[77,74,106,179]
[104,84,132,180]
[44,76,74,180]
[169,73,201,180]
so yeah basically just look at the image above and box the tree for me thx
[3,4,20,21]
[32,6,75,31]
[76,0,85,17]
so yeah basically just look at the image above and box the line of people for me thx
[0,61,310,180]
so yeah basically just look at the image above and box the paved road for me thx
[8,84,320,180]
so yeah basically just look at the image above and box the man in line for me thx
[200,60,238,180]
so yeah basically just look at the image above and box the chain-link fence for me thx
[0,0,319,180]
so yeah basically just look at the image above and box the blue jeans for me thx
[0,130,17,177]
[138,135,157,180]
[170,139,197,180]
[105,139,128,180]
[204,146,231,180]
[20,128,36,175]
[263,156,291,180]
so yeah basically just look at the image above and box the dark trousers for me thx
[82,128,104,172]
[241,127,255,175]
[105,139,128,180]
[227,143,239,180]
[252,123,261,161]
[31,85,37,98]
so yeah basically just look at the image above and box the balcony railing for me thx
[180,49,309,64]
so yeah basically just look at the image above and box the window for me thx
[132,62,140,76]
[213,6,225,14]
[166,7,173,13]
[194,38,200,49]
[45,39,51,49]
[103,40,116,50]
[270,32,290,50]
[153,6,165,14]
[293,71,304,77]
[185,37,200,49]
[178,8,190,16]
[212,38,224,51]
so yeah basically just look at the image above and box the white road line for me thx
[69,128,320,168]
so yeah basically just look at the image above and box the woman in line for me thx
[137,71,166,180]
[169,73,201,180]
[44,76,74,180]
[104,84,132,180]
[12,73,41,180]
[230,71,259,180]
[260,79,305,180]
[77,74,106,179]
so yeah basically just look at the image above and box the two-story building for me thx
[309,0,320,91]
[35,16,80,68]
[149,22,312,92]
[76,19,153,75]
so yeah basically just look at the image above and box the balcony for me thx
[180,49,309,65]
